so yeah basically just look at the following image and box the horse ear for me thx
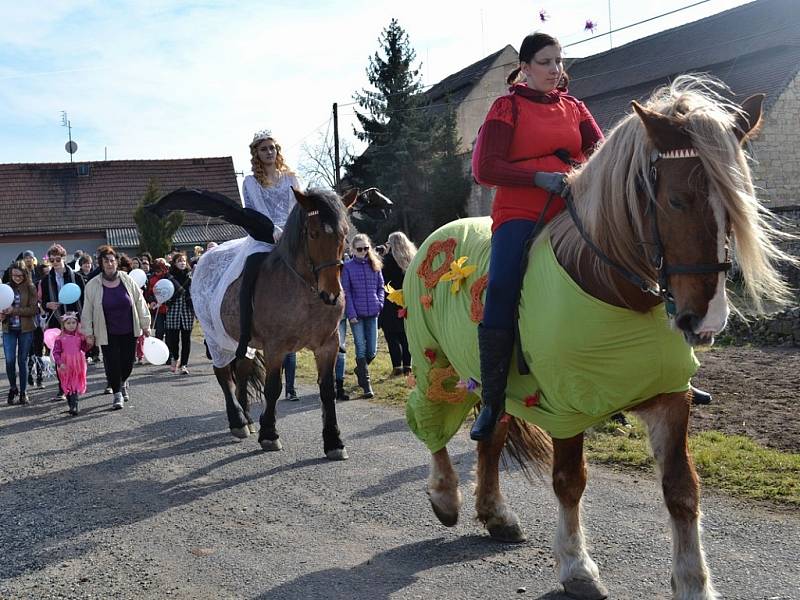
[631,101,691,152]
[341,188,359,210]
[292,187,316,212]
[733,93,764,143]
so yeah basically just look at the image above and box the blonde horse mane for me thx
[551,74,795,313]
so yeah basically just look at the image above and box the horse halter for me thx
[563,147,732,317]
[280,209,344,299]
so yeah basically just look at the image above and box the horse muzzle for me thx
[675,310,719,348]
[319,291,340,306]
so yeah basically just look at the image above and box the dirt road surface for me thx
[1,344,798,599]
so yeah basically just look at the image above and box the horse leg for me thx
[257,359,284,452]
[234,357,258,435]
[213,365,249,440]
[633,393,717,600]
[552,434,607,600]
[315,337,347,460]
[475,419,526,542]
[428,446,462,527]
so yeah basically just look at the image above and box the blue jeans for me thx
[483,219,538,330]
[3,330,34,393]
[350,316,378,362]
[283,353,296,394]
[335,319,347,380]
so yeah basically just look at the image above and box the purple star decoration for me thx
[584,19,597,33]
[539,9,548,22]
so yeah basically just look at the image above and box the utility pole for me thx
[332,102,341,192]
[61,111,76,163]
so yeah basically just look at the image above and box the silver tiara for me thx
[658,148,699,160]
[252,129,273,144]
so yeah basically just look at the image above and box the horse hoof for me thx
[487,521,527,543]
[230,426,250,440]
[429,498,459,527]
[260,439,283,452]
[325,448,349,461]
[562,578,608,600]
[247,423,257,434]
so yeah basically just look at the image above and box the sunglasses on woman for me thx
[355,246,369,252]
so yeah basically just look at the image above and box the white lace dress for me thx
[192,173,301,367]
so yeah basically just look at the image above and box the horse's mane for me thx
[552,74,794,312]
[269,187,349,266]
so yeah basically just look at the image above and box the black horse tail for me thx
[503,417,552,481]
[232,351,267,406]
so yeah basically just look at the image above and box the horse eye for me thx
[309,229,320,240]
[668,194,685,210]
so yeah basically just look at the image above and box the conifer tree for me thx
[133,178,183,257]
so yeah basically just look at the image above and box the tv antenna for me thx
[61,111,77,162]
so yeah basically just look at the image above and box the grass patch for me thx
[292,341,800,507]
[586,415,800,506]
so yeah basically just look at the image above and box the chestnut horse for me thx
[404,76,793,599]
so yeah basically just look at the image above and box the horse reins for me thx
[279,209,344,298]
[561,147,732,317]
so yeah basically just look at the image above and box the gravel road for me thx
[1,344,798,600]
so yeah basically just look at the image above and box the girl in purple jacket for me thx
[341,233,384,398]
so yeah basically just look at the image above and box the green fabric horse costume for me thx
[405,217,698,453]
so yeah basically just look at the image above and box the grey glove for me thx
[533,171,567,195]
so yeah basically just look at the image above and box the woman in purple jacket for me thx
[341,233,384,398]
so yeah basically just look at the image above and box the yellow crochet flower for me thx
[438,256,477,294]
[385,283,406,308]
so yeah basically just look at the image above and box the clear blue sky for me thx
[0,0,754,182]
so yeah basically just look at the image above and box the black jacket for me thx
[378,252,406,333]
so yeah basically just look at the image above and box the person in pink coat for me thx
[52,312,92,416]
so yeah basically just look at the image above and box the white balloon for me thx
[154,279,174,304]
[129,268,147,288]
[143,337,170,365]
[0,283,13,310]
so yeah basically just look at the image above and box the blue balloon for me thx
[58,282,81,305]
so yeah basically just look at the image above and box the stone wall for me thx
[750,71,800,210]
[718,308,800,347]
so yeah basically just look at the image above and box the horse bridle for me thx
[562,147,732,317]
[280,209,344,297]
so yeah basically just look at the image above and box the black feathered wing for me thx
[146,187,275,244]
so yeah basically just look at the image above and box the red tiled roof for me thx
[0,157,241,237]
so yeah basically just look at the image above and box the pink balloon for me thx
[44,328,60,350]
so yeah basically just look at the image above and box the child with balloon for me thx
[0,262,37,405]
[51,312,92,416]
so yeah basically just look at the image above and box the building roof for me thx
[423,46,516,116]
[568,0,800,129]
[0,157,241,237]
[107,223,246,248]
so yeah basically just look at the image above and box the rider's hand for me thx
[142,328,151,337]
[349,318,358,326]
[46,301,60,311]
[533,171,568,195]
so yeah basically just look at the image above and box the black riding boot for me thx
[690,385,712,405]
[470,326,515,442]
[335,378,350,402]
[236,252,269,360]
[67,393,79,416]
[355,357,374,399]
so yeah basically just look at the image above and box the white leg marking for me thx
[554,501,600,584]
[671,517,718,600]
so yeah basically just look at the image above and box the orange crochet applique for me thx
[420,294,433,310]
[417,238,457,289]
[427,365,469,404]
[469,274,489,323]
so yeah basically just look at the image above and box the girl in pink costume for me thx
[52,313,92,416]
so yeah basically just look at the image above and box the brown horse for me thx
[151,186,358,460]
[405,76,794,599]
[217,187,357,460]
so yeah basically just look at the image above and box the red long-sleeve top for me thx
[472,84,603,231]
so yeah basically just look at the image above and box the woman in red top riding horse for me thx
[470,33,711,441]
[469,33,602,441]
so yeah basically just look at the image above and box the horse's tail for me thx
[503,416,553,481]
[232,351,267,406]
